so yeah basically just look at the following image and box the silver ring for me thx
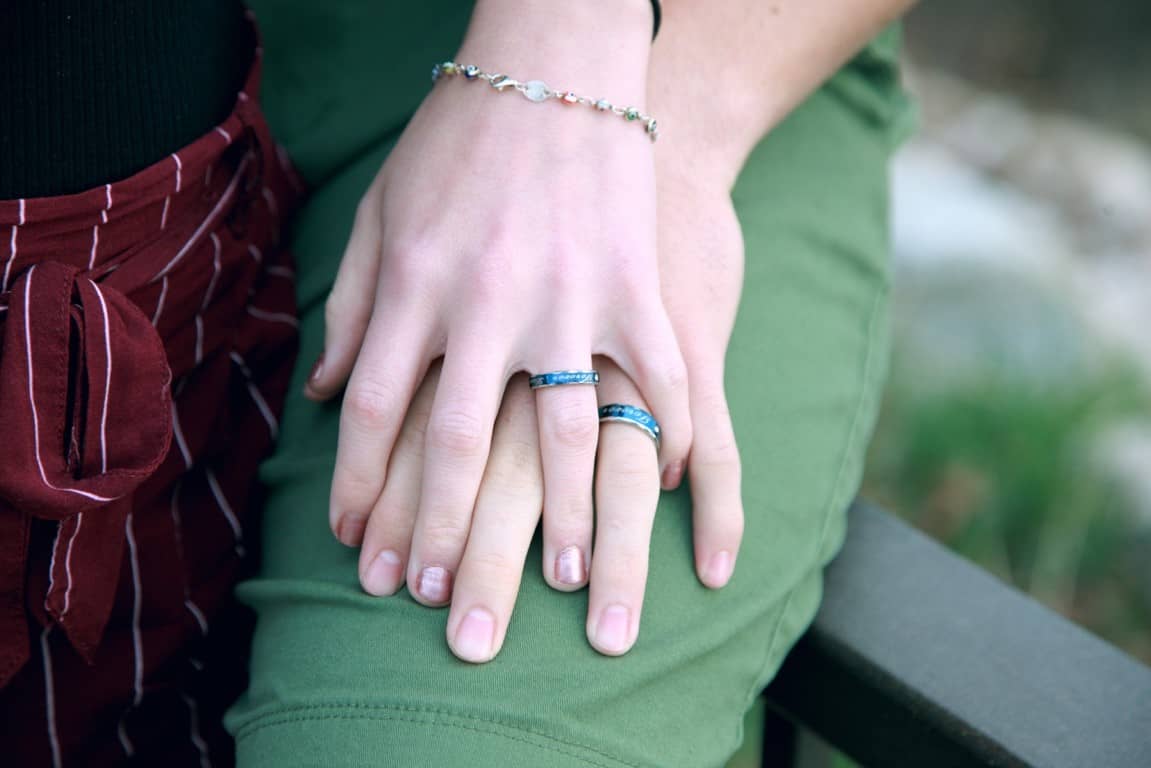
[529,370,600,389]
[598,403,661,450]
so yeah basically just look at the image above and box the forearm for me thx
[649,0,916,187]
[456,0,654,109]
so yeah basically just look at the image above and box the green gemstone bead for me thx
[625,108,639,121]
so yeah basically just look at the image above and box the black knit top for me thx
[0,0,250,198]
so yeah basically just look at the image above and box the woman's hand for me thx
[306,0,690,606]
[349,165,747,664]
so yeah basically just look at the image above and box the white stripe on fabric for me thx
[185,600,209,635]
[246,306,298,327]
[261,186,278,217]
[214,126,232,143]
[168,482,211,635]
[87,224,99,270]
[90,283,114,474]
[2,201,21,291]
[61,513,83,617]
[180,693,213,768]
[40,627,63,768]
[171,403,193,471]
[205,468,244,553]
[160,197,171,230]
[230,351,279,439]
[202,233,222,311]
[101,183,112,223]
[247,244,261,263]
[45,523,64,612]
[172,153,183,193]
[152,275,169,327]
[264,265,294,279]
[194,316,204,365]
[117,721,135,757]
[125,511,144,707]
[23,267,115,502]
[152,159,247,282]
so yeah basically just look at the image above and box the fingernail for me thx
[308,352,325,384]
[661,460,685,490]
[417,566,452,604]
[594,604,631,655]
[555,546,587,586]
[454,608,496,662]
[705,550,734,588]
[363,550,403,596]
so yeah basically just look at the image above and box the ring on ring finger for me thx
[598,403,661,451]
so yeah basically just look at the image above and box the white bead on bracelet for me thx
[431,60,659,143]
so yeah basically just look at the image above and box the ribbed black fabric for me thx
[0,0,250,198]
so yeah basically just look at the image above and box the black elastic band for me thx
[650,0,662,40]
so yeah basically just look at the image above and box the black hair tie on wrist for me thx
[650,0,662,40]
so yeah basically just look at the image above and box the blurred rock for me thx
[891,69,1151,383]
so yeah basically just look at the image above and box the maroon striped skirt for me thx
[0,43,301,766]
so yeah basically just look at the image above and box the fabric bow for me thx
[0,261,172,685]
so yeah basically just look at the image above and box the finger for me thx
[586,363,660,656]
[447,374,543,663]
[687,370,744,589]
[306,189,384,400]
[358,361,442,596]
[407,333,506,607]
[613,308,692,489]
[330,303,432,546]
[533,353,598,593]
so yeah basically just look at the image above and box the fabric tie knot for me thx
[0,260,172,685]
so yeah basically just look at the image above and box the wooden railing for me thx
[761,502,1151,767]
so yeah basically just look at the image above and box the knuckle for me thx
[419,517,471,551]
[324,290,367,332]
[344,379,403,429]
[467,253,515,301]
[659,358,689,393]
[329,475,377,518]
[381,250,427,295]
[465,549,520,582]
[429,409,488,457]
[547,403,599,450]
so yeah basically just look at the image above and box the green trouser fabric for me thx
[227,4,912,766]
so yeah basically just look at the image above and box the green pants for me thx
[226,4,912,765]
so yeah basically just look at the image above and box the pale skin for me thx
[307,0,916,663]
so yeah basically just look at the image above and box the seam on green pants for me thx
[235,702,642,768]
[741,286,887,713]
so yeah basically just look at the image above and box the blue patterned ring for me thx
[598,404,661,450]
[529,370,601,389]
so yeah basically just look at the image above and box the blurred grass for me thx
[863,360,1151,662]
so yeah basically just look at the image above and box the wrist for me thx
[459,0,652,104]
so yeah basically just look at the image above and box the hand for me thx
[306,0,690,608]
[357,359,661,662]
[654,160,746,589]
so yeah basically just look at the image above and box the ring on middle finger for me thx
[528,369,600,389]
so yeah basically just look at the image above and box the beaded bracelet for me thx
[431,61,659,143]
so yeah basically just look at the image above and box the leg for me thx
[228,34,908,768]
